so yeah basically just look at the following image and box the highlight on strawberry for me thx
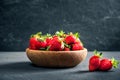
[89,50,119,72]
[28,30,84,51]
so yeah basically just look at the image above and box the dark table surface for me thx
[0,51,120,80]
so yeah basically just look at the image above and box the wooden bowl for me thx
[26,48,87,67]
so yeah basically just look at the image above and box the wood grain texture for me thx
[26,48,87,67]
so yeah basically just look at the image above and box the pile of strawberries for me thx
[29,30,84,51]
[28,31,119,71]
[89,50,119,71]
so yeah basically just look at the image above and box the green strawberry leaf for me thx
[74,32,80,38]
[37,37,45,42]
[55,30,65,37]
[36,32,42,36]
[30,32,42,38]
[46,33,52,37]
[46,46,50,51]
[30,34,34,38]
[111,58,120,68]
[93,50,103,58]
[64,42,71,49]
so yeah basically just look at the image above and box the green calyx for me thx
[74,32,80,38]
[46,33,52,37]
[40,33,52,41]
[30,32,42,38]
[111,58,120,68]
[37,38,45,42]
[64,42,71,49]
[93,50,103,58]
[31,32,53,41]
[55,30,65,37]
[68,32,80,38]
[46,46,50,51]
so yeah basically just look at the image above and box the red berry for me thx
[89,56,101,71]
[75,40,83,46]
[64,47,70,51]
[72,43,83,50]
[52,35,59,41]
[99,58,119,71]
[89,50,102,71]
[89,65,98,72]
[29,37,38,50]
[65,35,76,44]
[46,38,53,47]
[49,38,64,51]
[99,59,112,71]
[36,40,47,49]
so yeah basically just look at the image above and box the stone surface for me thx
[0,52,120,80]
[0,0,120,51]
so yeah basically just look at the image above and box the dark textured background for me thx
[0,0,120,51]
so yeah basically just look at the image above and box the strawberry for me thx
[99,58,119,71]
[65,35,76,44]
[89,50,102,71]
[29,32,48,50]
[64,32,81,45]
[49,38,64,51]
[46,37,53,47]
[64,47,70,51]
[29,37,38,50]
[75,39,83,46]
[72,43,83,50]
[36,39,47,50]
[72,38,84,50]
[52,35,59,40]
[89,65,98,71]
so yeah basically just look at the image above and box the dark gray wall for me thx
[0,0,120,51]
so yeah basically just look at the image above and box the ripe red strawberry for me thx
[72,43,83,50]
[89,50,102,71]
[46,37,53,47]
[49,38,64,51]
[52,35,59,40]
[64,47,70,51]
[29,37,38,50]
[89,65,98,71]
[75,39,83,46]
[65,35,76,44]
[89,57,100,71]
[36,39,47,49]
[99,58,119,71]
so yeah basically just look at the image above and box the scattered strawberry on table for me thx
[89,50,119,71]
[28,30,84,51]
[89,50,102,71]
